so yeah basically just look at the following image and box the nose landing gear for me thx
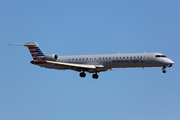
[162,66,166,73]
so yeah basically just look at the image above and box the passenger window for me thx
[72,59,74,60]
[134,57,136,59]
[127,57,128,59]
[137,56,139,58]
[109,57,111,59]
[79,58,81,60]
[130,57,132,59]
[116,57,118,59]
[83,58,84,60]
[86,58,88,60]
[76,58,78,60]
[123,57,125,59]
[99,58,101,60]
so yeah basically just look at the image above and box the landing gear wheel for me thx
[80,72,86,78]
[162,66,166,73]
[92,74,99,79]
[162,70,166,73]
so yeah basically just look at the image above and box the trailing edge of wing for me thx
[46,61,104,69]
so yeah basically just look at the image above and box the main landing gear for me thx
[162,66,166,73]
[79,72,86,78]
[79,72,99,79]
[92,73,99,79]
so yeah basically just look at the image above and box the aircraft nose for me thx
[162,59,174,65]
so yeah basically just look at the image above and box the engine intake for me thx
[44,54,58,61]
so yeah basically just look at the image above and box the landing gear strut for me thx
[92,73,99,79]
[162,66,166,73]
[79,72,86,78]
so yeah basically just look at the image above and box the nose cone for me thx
[162,59,174,65]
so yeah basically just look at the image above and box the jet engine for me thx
[44,54,58,61]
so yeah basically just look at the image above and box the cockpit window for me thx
[155,55,166,58]
[155,55,161,57]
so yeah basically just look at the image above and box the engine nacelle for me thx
[44,54,58,61]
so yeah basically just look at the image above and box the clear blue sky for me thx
[0,0,180,120]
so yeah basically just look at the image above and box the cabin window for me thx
[79,58,81,60]
[68,59,70,61]
[106,57,108,59]
[103,58,105,60]
[140,56,142,58]
[130,57,132,59]
[123,57,125,59]
[90,58,91,60]
[99,58,101,60]
[109,57,111,59]
[76,58,78,60]
[116,57,118,59]
[83,58,84,60]
[86,58,88,60]
[72,59,74,60]
[94,58,96,60]
[137,56,139,58]
[127,57,128,59]
[134,57,136,59]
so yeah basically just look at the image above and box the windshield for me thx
[155,55,166,58]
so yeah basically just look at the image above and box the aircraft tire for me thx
[162,70,166,73]
[80,72,86,78]
[92,74,99,79]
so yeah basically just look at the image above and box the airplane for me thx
[10,42,174,79]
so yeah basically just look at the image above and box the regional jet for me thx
[10,42,174,79]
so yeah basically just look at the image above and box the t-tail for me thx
[9,42,58,62]
[9,42,45,61]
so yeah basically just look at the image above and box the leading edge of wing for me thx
[46,61,104,69]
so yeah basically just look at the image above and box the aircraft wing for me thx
[46,61,104,69]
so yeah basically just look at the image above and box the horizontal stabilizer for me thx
[8,44,25,46]
[8,42,38,47]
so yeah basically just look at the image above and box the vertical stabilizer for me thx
[9,42,45,61]
[25,42,45,61]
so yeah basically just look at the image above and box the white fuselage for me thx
[36,52,174,73]
[11,42,174,79]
